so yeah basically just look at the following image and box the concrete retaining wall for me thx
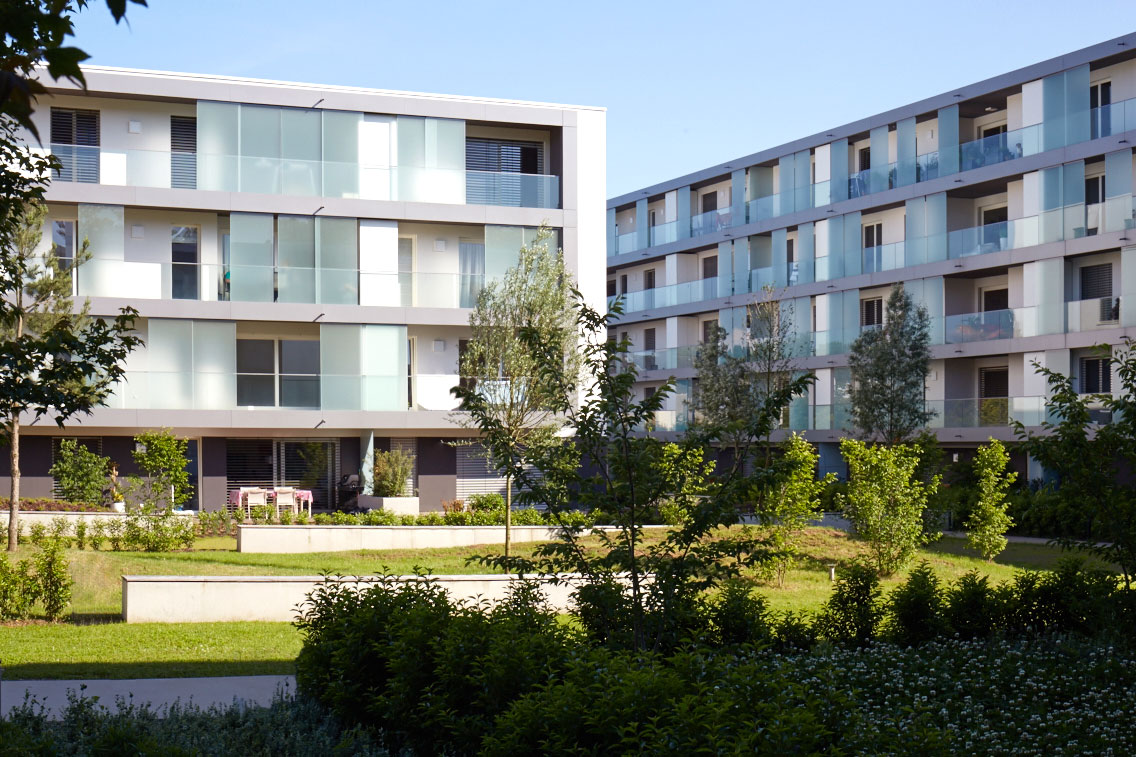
[1,510,127,530]
[121,574,580,623]
[236,524,566,553]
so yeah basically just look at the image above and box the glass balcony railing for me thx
[614,229,638,256]
[958,124,1042,172]
[861,242,906,274]
[916,152,940,182]
[625,346,700,373]
[942,308,1038,344]
[927,397,1047,428]
[1066,296,1121,332]
[690,208,733,237]
[44,144,560,208]
[649,220,678,247]
[947,216,1040,259]
[1091,99,1136,140]
[610,278,719,314]
[44,257,488,308]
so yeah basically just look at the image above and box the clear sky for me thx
[71,0,1136,198]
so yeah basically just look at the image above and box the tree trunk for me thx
[504,473,512,559]
[7,417,19,552]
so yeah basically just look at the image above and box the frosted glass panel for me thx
[319,217,358,305]
[277,215,315,304]
[281,108,321,196]
[362,325,407,411]
[78,204,124,259]
[484,225,524,279]
[197,101,238,192]
[193,320,236,408]
[229,213,274,303]
[321,324,360,411]
[240,105,281,194]
[148,319,193,409]
[324,110,362,198]
[430,118,465,170]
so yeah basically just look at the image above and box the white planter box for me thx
[359,495,419,515]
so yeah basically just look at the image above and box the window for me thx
[981,206,1008,248]
[701,192,718,214]
[982,124,1008,140]
[1082,357,1112,394]
[170,115,197,189]
[52,221,76,272]
[858,147,871,172]
[398,237,414,306]
[236,339,276,406]
[466,137,545,206]
[458,338,476,391]
[50,108,99,183]
[643,328,656,351]
[702,256,717,280]
[979,366,1009,425]
[643,328,657,370]
[702,319,719,344]
[278,340,320,408]
[1081,263,1112,299]
[982,288,1008,312]
[860,297,883,327]
[1091,81,1112,138]
[649,209,657,227]
[607,279,617,298]
[644,269,656,289]
[236,338,320,408]
[171,226,199,300]
[862,223,883,249]
[1085,175,1106,206]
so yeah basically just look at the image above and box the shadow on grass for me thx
[925,535,1113,572]
[69,613,124,626]
[2,660,297,681]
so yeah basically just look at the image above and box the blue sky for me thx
[72,0,1136,197]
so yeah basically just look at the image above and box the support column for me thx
[359,430,374,496]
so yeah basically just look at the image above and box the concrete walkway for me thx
[1,675,294,719]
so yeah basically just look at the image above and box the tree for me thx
[965,438,1016,560]
[838,438,940,576]
[48,438,109,504]
[759,434,835,587]
[460,294,813,652]
[848,284,933,444]
[373,448,414,498]
[1013,340,1136,586]
[1,0,146,137]
[128,429,191,509]
[3,198,139,550]
[455,226,577,557]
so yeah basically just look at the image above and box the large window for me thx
[1081,357,1112,394]
[236,338,319,409]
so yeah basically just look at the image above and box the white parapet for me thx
[121,574,581,623]
[236,524,566,553]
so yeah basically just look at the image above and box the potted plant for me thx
[358,449,418,515]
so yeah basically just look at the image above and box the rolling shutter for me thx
[456,442,507,499]
[50,108,99,183]
[170,115,197,189]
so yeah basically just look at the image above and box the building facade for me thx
[6,67,606,510]
[606,34,1136,476]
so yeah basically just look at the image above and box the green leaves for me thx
[965,438,1016,560]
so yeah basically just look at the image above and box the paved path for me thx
[1,675,294,719]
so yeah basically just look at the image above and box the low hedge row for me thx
[0,498,110,512]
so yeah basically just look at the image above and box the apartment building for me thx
[4,67,605,510]
[607,34,1136,476]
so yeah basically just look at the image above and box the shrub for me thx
[48,517,72,548]
[815,559,883,646]
[35,538,73,620]
[0,497,107,512]
[838,439,940,576]
[295,576,574,756]
[0,552,40,620]
[442,498,465,513]
[88,520,106,551]
[965,438,1017,560]
[28,522,46,547]
[123,506,195,552]
[706,582,772,646]
[944,570,1001,640]
[468,492,504,512]
[130,428,193,508]
[887,561,947,646]
[373,449,414,497]
[105,518,125,551]
[74,520,88,550]
[48,439,111,505]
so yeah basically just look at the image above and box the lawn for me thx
[0,527,1096,679]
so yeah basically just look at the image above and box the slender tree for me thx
[2,201,140,550]
[848,283,934,444]
[965,438,1016,560]
[455,226,577,557]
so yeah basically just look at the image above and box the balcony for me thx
[943,308,1037,344]
[947,216,1039,259]
[649,220,678,247]
[51,257,487,308]
[1066,296,1120,332]
[45,145,560,208]
[861,242,907,274]
[1093,97,1136,139]
[613,229,638,256]
[612,278,718,314]
[690,208,732,237]
[625,346,700,373]
[958,124,1041,172]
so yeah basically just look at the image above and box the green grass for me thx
[0,621,300,680]
[0,527,1097,680]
